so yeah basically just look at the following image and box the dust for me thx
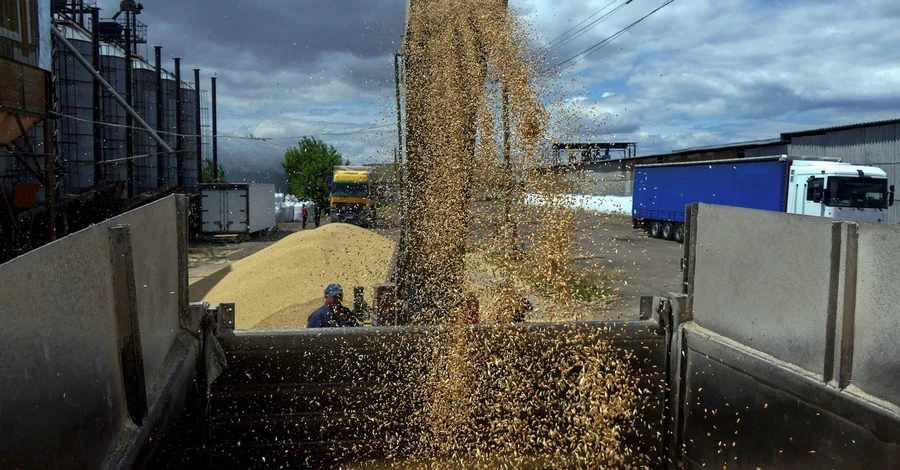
[200,223,394,329]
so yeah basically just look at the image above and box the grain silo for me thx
[159,69,178,187]
[132,57,158,193]
[54,25,95,191]
[180,81,199,191]
[99,42,127,187]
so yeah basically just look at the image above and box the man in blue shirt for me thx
[307,284,360,328]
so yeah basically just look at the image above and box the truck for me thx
[632,155,895,242]
[329,165,375,227]
[2,196,899,469]
[200,183,276,240]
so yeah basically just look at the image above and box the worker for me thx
[301,203,308,229]
[307,284,359,328]
[313,201,321,227]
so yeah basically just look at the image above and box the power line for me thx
[548,0,632,53]
[557,0,674,69]
[548,0,621,47]
[48,110,393,142]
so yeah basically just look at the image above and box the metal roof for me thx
[216,138,289,194]
[622,137,786,161]
[781,118,900,138]
[552,142,636,150]
[669,137,786,154]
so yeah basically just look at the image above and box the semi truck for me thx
[632,155,895,242]
[329,165,375,227]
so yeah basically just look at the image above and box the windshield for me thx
[826,177,889,209]
[331,181,368,198]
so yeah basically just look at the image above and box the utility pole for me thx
[211,76,218,183]
[194,69,202,187]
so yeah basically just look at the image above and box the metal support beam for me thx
[194,69,202,187]
[211,77,217,182]
[51,26,173,155]
[91,7,102,185]
[108,225,148,424]
[174,58,183,188]
[155,46,164,187]
[124,27,134,198]
[43,109,57,241]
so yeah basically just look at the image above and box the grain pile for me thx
[201,223,394,329]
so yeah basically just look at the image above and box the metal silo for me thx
[54,25,95,192]
[99,42,127,187]
[180,82,199,192]
[159,70,178,187]
[132,57,158,194]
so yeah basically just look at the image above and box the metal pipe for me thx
[124,27,134,197]
[211,76,217,180]
[44,75,57,241]
[154,46,163,187]
[50,27,173,154]
[91,7,102,185]
[394,53,403,168]
[194,69,202,186]
[174,58,183,187]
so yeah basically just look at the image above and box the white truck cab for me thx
[787,160,894,223]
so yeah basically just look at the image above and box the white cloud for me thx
[516,0,900,155]
[100,0,900,162]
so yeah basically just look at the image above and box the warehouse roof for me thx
[670,137,786,155]
[780,117,900,138]
[622,137,786,162]
[216,138,289,194]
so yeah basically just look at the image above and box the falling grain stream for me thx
[369,0,650,467]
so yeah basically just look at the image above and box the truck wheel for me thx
[662,222,674,240]
[648,221,662,238]
[674,223,685,243]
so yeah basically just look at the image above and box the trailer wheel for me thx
[648,221,662,238]
[674,223,685,243]
[662,222,674,240]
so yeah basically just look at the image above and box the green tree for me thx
[283,136,348,202]
[202,158,228,183]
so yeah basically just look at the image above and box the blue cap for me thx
[324,283,343,297]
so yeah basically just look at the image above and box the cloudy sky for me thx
[96,0,900,163]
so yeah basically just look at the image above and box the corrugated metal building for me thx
[216,138,289,194]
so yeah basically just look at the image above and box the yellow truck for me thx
[329,165,375,227]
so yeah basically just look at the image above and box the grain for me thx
[201,223,394,329]
[369,0,647,467]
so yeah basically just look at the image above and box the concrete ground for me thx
[572,212,684,318]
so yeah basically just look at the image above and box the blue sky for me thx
[96,0,900,163]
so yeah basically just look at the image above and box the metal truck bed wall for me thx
[208,321,668,468]
[674,203,900,468]
[632,157,789,223]
[0,195,202,469]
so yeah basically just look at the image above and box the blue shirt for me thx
[307,303,359,328]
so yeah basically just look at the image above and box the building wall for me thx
[786,123,900,224]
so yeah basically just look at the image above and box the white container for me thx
[200,183,276,234]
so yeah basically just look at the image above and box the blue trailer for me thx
[632,155,892,242]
